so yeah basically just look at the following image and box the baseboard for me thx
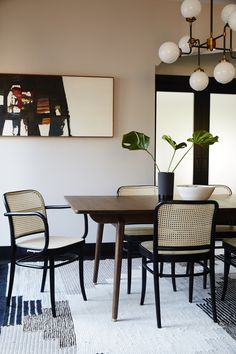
[0,243,117,263]
[84,242,116,260]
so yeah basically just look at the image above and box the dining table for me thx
[64,194,236,321]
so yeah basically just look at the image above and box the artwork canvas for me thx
[0,74,114,137]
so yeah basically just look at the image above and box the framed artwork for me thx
[0,73,114,137]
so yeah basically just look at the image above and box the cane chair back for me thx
[4,190,47,240]
[117,185,158,196]
[3,189,88,318]
[211,184,232,196]
[155,202,215,253]
[139,200,218,328]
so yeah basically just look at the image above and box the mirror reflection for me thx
[156,53,236,187]
[156,91,194,186]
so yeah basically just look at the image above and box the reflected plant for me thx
[122,130,218,172]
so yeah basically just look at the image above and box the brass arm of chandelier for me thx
[184,22,236,59]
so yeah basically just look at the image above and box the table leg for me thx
[112,220,125,321]
[93,223,104,284]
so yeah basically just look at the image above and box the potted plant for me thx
[122,130,218,200]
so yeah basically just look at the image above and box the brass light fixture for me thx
[158,0,236,91]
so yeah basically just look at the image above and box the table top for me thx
[65,194,236,214]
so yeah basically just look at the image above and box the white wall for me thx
[0,0,226,245]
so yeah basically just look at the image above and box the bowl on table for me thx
[176,185,215,200]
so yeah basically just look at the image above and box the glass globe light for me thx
[158,42,180,64]
[228,10,236,31]
[214,60,235,84]
[221,4,236,24]
[189,69,209,91]
[181,0,202,19]
[178,35,190,53]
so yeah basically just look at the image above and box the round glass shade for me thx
[189,69,209,91]
[214,60,235,84]
[178,35,190,53]
[228,10,236,31]
[158,42,180,64]
[221,4,236,24]
[181,0,202,19]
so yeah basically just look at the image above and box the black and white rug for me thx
[0,258,236,354]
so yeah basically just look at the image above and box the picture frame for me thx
[0,73,114,137]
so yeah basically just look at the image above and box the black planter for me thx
[158,172,174,201]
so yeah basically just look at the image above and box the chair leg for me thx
[186,262,190,275]
[171,261,177,292]
[189,262,194,303]
[40,259,48,292]
[127,241,132,294]
[140,256,147,305]
[221,249,231,301]
[49,258,56,317]
[7,258,16,306]
[79,254,87,301]
[153,259,161,328]
[209,256,217,322]
[160,262,176,292]
[160,262,164,275]
[203,260,208,289]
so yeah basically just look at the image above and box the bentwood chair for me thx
[117,185,158,294]
[3,189,88,317]
[212,185,236,247]
[139,200,218,328]
[221,238,236,301]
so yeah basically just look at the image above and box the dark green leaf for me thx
[187,130,219,146]
[162,135,187,150]
[122,131,150,151]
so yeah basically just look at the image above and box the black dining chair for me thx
[221,238,236,301]
[212,185,236,248]
[3,189,88,317]
[139,200,218,328]
[117,185,158,294]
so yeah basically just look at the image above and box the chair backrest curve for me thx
[210,184,232,196]
[155,200,218,249]
[117,185,158,196]
[4,189,47,239]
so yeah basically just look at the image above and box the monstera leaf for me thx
[121,129,218,172]
[122,131,150,151]
[162,135,187,150]
[187,130,219,146]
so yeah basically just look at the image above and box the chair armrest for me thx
[46,204,71,210]
[45,206,89,239]
[4,210,47,222]
[82,213,89,239]
[4,211,49,251]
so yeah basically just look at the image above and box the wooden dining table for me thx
[65,194,236,321]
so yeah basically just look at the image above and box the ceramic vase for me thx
[158,172,174,201]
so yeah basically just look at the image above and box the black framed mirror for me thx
[155,55,236,185]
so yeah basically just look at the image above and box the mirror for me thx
[156,91,194,186]
[156,53,236,185]
[0,73,114,137]
[209,93,236,189]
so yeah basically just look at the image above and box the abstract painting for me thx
[0,74,114,137]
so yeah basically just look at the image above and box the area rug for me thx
[0,258,236,354]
